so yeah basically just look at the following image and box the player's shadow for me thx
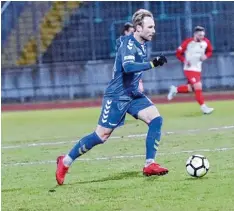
[184,177,209,181]
[182,112,202,117]
[69,170,141,185]
[2,187,22,193]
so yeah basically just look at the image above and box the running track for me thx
[2,92,234,112]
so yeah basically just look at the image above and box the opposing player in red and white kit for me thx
[167,26,214,114]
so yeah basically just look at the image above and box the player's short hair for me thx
[132,9,154,29]
[194,26,205,33]
[122,22,134,34]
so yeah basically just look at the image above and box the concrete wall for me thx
[1,53,234,103]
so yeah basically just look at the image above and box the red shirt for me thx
[176,37,213,72]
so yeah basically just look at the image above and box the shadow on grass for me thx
[68,170,141,185]
[48,171,169,192]
[2,187,22,193]
[67,170,168,186]
[182,112,202,118]
[184,176,210,181]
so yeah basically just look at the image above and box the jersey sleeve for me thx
[204,38,213,58]
[176,38,193,63]
[121,40,152,73]
[115,36,124,51]
[115,38,121,52]
[121,39,136,65]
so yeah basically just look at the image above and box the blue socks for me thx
[145,116,163,160]
[64,117,162,167]
[68,132,103,161]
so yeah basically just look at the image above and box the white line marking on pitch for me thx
[2,147,234,167]
[2,125,234,150]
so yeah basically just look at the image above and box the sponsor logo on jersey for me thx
[124,55,135,61]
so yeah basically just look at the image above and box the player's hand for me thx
[151,54,167,67]
[200,55,207,61]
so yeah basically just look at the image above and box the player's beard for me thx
[141,35,152,42]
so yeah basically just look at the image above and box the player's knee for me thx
[95,126,113,142]
[101,132,111,142]
[193,82,202,90]
[139,105,160,124]
[187,84,193,92]
[95,131,110,142]
[149,116,163,129]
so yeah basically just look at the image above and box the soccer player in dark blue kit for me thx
[116,22,135,50]
[117,22,144,93]
[56,9,168,185]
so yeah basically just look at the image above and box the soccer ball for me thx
[186,154,210,177]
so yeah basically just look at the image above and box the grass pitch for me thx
[2,100,234,211]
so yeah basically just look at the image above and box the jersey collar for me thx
[129,34,147,52]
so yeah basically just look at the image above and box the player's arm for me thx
[123,59,152,73]
[123,57,167,73]
[115,36,124,51]
[176,38,193,63]
[115,38,120,52]
[122,46,167,74]
[201,38,213,61]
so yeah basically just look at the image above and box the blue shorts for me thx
[98,95,154,129]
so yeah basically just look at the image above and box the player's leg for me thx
[167,71,193,100]
[63,125,113,167]
[177,84,192,93]
[127,97,168,176]
[56,125,113,185]
[167,84,192,100]
[185,71,214,114]
[56,97,130,185]
[138,105,168,175]
[193,81,214,114]
[193,81,204,106]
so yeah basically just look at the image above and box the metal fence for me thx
[1,1,234,67]
[1,1,234,103]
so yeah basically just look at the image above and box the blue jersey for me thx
[115,35,126,51]
[105,34,152,98]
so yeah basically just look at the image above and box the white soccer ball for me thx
[186,154,210,177]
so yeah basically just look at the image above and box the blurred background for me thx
[1,1,234,104]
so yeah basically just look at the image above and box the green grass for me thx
[2,100,234,211]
